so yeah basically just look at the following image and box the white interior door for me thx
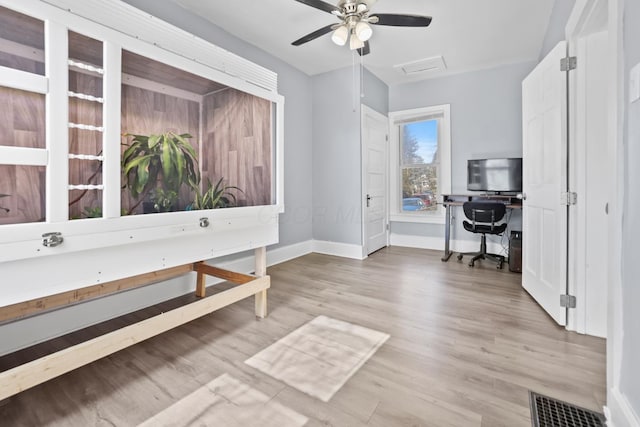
[522,42,568,326]
[565,0,611,338]
[570,30,609,337]
[362,105,388,255]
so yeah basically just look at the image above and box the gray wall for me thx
[620,0,640,414]
[122,0,314,248]
[539,0,576,60]
[389,61,534,242]
[362,68,389,115]
[311,67,363,245]
[311,66,389,247]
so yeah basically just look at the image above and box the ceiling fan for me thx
[291,0,432,56]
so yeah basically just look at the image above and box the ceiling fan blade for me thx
[369,14,432,27]
[292,24,335,46]
[294,0,340,14]
[357,41,370,56]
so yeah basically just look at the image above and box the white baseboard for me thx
[210,240,313,278]
[607,388,640,427]
[389,233,508,256]
[269,240,314,265]
[311,240,366,260]
[389,234,443,250]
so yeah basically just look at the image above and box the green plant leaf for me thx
[161,135,172,187]
[122,131,201,207]
[148,134,161,149]
[123,154,153,176]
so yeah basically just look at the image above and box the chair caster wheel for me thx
[457,254,463,261]
[469,261,474,267]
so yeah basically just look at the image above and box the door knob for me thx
[366,194,371,207]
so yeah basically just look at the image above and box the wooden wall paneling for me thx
[259,99,272,205]
[120,84,200,213]
[202,88,272,207]
[0,165,17,222]
[0,165,45,225]
[121,50,226,96]
[0,86,45,148]
[0,6,44,51]
[0,87,10,144]
[0,7,45,75]
[240,136,253,204]
[228,150,238,200]
[201,94,214,178]
[68,70,103,98]
[68,31,103,67]
[0,51,44,76]
[0,59,46,224]
[13,95,45,136]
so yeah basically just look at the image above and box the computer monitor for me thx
[467,158,523,193]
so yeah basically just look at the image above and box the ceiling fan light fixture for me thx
[350,33,365,50]
[331,25,349,46]
[355,21,373,41]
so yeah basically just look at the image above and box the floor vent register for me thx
[529,391,606,427]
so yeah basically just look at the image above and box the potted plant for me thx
[190,177,243,210]
[150,188,178,213]
[122,132,201,214]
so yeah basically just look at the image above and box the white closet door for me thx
[521,42,568,326]
[362,106,388,255]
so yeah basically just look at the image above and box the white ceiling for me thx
[174,0,555,85]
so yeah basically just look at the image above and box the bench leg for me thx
[254,247,267,318]
[195,266,207,298]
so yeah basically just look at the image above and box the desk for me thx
[441,194,522,261]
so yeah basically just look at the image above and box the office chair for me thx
[457,201,507,269]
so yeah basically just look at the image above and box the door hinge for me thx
[560,294,577,309]
[560,56,577,72]
[385,134,389,142]
[386,223,390,231]
[561,191,578,205]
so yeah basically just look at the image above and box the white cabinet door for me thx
[522,42,568,326]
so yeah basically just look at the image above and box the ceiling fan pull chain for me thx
[360,51,364,99]
[352,49,357,112]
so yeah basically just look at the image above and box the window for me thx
[401,119,439,212]
[389,105,451,223]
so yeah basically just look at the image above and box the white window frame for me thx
[389,104,451,224]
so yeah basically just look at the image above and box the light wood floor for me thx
[0,247,606,426]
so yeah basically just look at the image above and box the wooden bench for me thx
[0,247,269,401]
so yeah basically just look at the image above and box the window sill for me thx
[390,213,446,225]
